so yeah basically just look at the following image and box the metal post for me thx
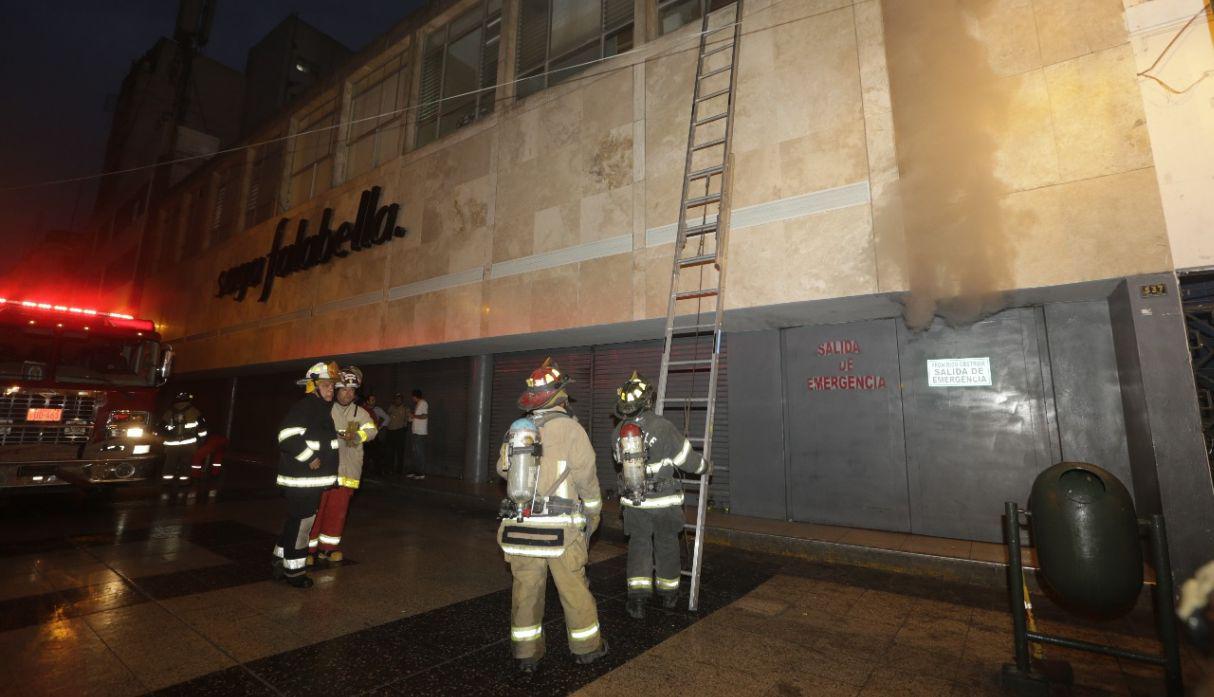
[1149,514,1184,697]
[223,376,238,440]
[464,354,493,482]
[1006,501,1031,673]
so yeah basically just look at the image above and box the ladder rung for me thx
[663,397,710,403]
[686,193,722,208]
[671,324,718,337]
[687,436,705,444]
[697,87,730,102]
[667,358,713,367]
[691,137,726,151]
[680,569,693,576]
[677,253,716,268]
[701,43,734,59]
[675,288,719,300]
[683,222,717,237]
[683,524,698,532]
[699,65,732,80]
[694,113,728,128]
[688,163,724,180]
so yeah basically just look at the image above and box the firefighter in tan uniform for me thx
[496,358,607,673]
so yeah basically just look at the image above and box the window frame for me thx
[346,52,409,178]
[515,0,635,100]
[656,0,733,37]
[414,0,502,149]
[288,95,340,206]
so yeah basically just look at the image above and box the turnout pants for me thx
[309,486,353,552]
[274,488,323,578]
[163,445,197,481]
[507,536,602,660]
[623,505,685,598]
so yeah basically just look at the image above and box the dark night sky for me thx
[0,0,426,275]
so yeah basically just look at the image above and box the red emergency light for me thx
[0,298,155,333]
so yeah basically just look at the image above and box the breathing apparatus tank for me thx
[505,418,542,518]
[617,421,647,502]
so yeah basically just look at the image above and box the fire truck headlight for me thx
[132,444,150,455]
[106,410,149,438]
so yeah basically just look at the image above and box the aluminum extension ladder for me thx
[653,0,743,613]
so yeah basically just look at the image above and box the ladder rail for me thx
[652,0,744,614]
[688,10,743,609]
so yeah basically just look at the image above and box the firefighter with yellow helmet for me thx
[496,358,607,673]
[272,361,341,588]
[613,371,709,618]
[308,365,377,564]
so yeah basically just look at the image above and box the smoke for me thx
[877,0,1019,330]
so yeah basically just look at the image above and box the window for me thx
[657,0,734,36]
[347,53,408,179]
[210,159,243,241]
[516,0,633,99]
[182,188,208,257]
[415,1,502,148]
[246,137,286,227]
[288,96,339,206]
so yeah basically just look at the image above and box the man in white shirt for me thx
[407,389,428,480]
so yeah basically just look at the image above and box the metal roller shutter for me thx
[589,337,730,510]
[394,357,470,479]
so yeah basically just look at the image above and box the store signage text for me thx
[807,339,888,392]
[215,187,407,302]
[927,357,992,387]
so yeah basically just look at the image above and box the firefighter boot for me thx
[574,637,609,665]
[328,551,344,563]
[517,658,539,674]
[271,558,285,580]
[283,574,314,589]
[626,596,646,619]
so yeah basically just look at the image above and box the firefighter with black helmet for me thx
[272,361,341,589]
[160,391,206,485]
[308,365,377,565]
[496,358,607,673]
[613,370,709,618]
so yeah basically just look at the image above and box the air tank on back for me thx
[1028,462,1142,614]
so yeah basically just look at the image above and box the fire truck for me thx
[0,298,173,490]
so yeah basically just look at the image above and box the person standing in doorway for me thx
[385,393,409,475]
[407,389,428,480]
[363,393,389,474]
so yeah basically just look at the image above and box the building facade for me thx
[135,0,1214,578]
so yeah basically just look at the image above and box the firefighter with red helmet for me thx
[308,365,377,565]
[272,361,341,589]
[496,358,607,673]
[613,371,709,618]
[160,391,206,485]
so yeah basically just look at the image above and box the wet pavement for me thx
[1,471,1210,696]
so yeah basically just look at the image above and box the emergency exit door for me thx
[782,320,910,531]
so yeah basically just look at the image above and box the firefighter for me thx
[496,358,607,673]
[613,371,710,618]
[272,361,341,589]
[159,391,207,484]
[308,366,377,564]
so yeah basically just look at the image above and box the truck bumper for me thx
[0,454,159,489]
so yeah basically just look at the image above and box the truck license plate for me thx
[26,408,63,422]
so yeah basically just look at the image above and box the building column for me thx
[1109,274,1214,586]
[464,354,493,482]
[223,377,239,440]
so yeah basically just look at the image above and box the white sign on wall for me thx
[927,357,992,387]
